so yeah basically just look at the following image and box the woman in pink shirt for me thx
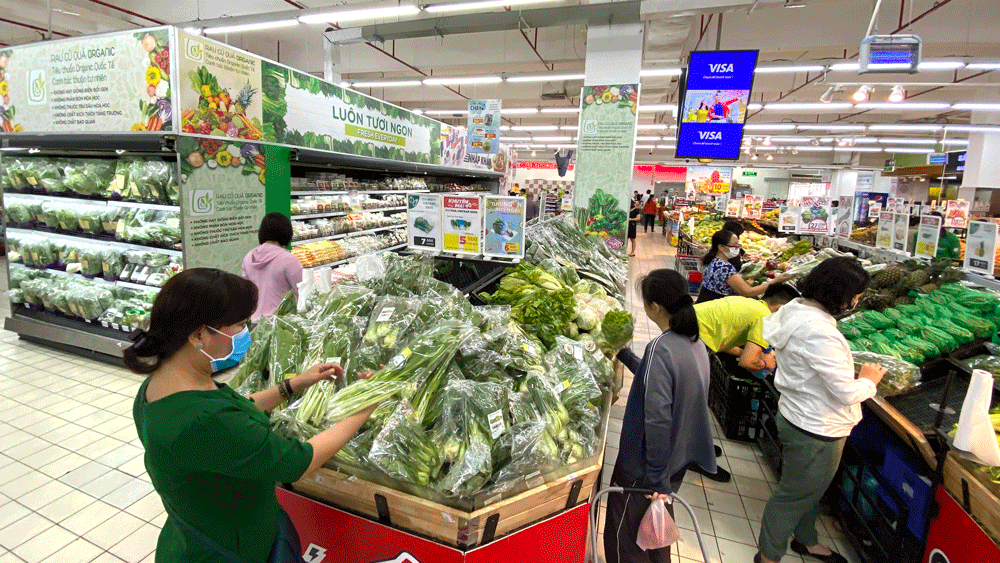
[242,213,303,321]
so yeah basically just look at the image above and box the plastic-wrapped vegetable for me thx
[5,200,32,225]
[307,283,377,320]
[4,157,31,190]
[104,160,129,200]
[362,295,421,362]
[101,248,126,281]
[101,207,129,233]
[78,246,104,277]
[41,201,61,228]
[123,159,175,203]
[852,351,921,396]
[63,159,115,197]
[269,316,309,381]
[229,317,275,391]
[369,400,441,486]
[77,206,104,234]
[430,381,499,496]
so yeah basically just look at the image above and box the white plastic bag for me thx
[954,369,1000,466]
[636,497,680,551]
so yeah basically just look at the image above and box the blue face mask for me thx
[200,326,251,372]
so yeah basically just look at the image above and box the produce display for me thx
[2,157,179,205]
[292,212,405,242]
[851,351,922,396]
[5,198,182,250]
[291,229,406,268]
[850,225,878,246]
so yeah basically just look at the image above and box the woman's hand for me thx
[645,492,671,502]
[772,272,797,284]
[297,362,344,389]
[859,363,887,386]
[356,364,385,381]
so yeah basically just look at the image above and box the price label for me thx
[376,307,395,323]
[504,242,520,253]
[413,236,436,248]
[488,410,505,439]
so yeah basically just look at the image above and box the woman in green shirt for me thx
[126,268,377,563]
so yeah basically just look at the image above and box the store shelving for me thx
[6,228,183,257]
[291,211,349,220]
[304,243,408,272]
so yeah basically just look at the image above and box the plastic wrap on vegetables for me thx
[228,317,274,390]
[963,355,1000,379]
[851,351,921,396]
[301,315,357,386]
[380,253,435,296]
[40,201,61,229]
[268,315,309,382]
[476,305,512,345]
[332,427,376,468]
[77,206,104,234]
[494,320,545,374]
[5,200,32,225]
[307,283,377,320]
[127,159,176,203]
[430,382,497,496]
[361,295,421,365]
[101,207,129,234]
[63,159,115,197]
[233,369,265,396]
[104,160,129,200]
[101,248,126,282]
[488,420,560,493]
[368,399,441,486]
[32,159,66,194]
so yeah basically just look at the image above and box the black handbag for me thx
[162,499,303,563]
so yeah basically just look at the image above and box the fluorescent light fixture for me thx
[755,65,826,74]
[511,125,559,131]
[820,137,877,143]
[852,85,873,103]
[636,124,672,130]
[797,124,866,131]
[423,76,502,85]
[533,136,572,142]
[636,136,662,141]
[829,62,860,71]
[883,147,935,153]
[835,147,883,152]
[350,80,423,88]
[657,145,676,150]
[952,103,1000,111]
[940,139,969,146]
[769,137,813,143]
[876,138,938,144]
[502,137,532,142]
[299,5,420,23]
[506,73,586,83]
[426,0,559,14]
[205,19,299,34]
[412,109,424,115]
[888,85,906,103]
[869,124,943,131]
[748,103,763,110]
[917,60,966,70]
[744,124,797,131]
[422,109,469,116]
[560,126,579,130]
[501,108,539,115]
[945,125,1000,132]
[547,144,577,149]
[640,68,683,77]
[182,27,203,35]
[639,104,676,112]
[794,146,835,151]
[540,108,580,114]
[967,62,1000,70]
[855,102,950,110]
[753,146,778,151]
[764,102,853,110]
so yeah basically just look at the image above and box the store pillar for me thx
[959,87,1000,202]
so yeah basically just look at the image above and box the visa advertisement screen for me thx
[675,50,759,160]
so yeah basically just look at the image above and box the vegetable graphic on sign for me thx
[179,137,267,185]
[181,66,263,140]
[0,48,24,132]
[579,189,627,240]
[132,30,172,132]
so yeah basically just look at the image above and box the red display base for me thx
[277,487,590,563]
[923,486,1000,563]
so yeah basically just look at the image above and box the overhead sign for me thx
[742,170,757,177]
[467,99,500,155]
[800,196,833,234]
[915,214,942,259]
[675,50,759,160]
[686,166,732,194]
[964,221,999,277]
[946,151,967,174]
[743,194,764,219]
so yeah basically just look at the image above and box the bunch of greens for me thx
[63,159,115,197]
[478,262,576,349]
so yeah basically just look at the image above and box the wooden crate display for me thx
[942,451,1000,544]
[292,460,602,549]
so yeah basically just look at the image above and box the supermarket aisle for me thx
[596,230,860,563]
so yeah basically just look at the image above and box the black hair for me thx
[258,212,293,247]
[638,269,699,340]
[909,216,920,227]
[722,220,745,236]
[646,189,651,194]
[798,257,870,316]
[702,229,737,267]
[123,269,258,374]
[762,283,800,305]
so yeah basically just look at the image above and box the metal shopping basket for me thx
[589,487,713,563]
[674,255,704,296]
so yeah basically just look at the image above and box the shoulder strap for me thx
[161,498,254,563]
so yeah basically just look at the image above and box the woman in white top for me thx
[755,257,886,563]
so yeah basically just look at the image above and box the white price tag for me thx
[325,356,342,366]
[376,307,395,323]
[488,409,505,440]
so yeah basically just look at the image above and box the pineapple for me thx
[894,295,916,306]
[872,264,907,290]
[908,269,931,288]
[234,83,256,115]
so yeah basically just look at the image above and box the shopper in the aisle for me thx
[242,212,304,322]
[755,257,887,563]
[696,283,800,370]
[697,230,794,303]
[643,192,658,232]
[605,269,716,563]
[627,197,642,256]
[126,268,377,563]
[722,220,747,271]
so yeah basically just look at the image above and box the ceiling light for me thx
[531,151,537,157]
[506,73,586,83]
[300,5,420,23]
[837,139,848,147]
[809,138,821,146]
[640,68,683,77]
[754,146,778,151]
[876,138,938,144]
[855,102,950,110]
[205,20,299,34]
[852,85,873,103]
[540,108,580,114]
[796,124,866,131]
[425,0,559,14]
[762,137,772,146]
[819,86,843,104]
[835,147,882,152]
[636,136,662,141]
[560,126,579,131]
[822,136,876,143]
[952,103,1000,111]
[917,60,966,70]
[791,148,799,154]
[766,154,774,160]
[350,80,423,88]
[888,85,906,103]
[502,137,532,142]
[764,102,853,110]
[945,125,1000,132]
[639,104,676,113]
[869,124,943,131]
[755,65,825,74]
[744,148,752,155]
[829,62,861,71]
[182,27,203,35]
[744,124,797,131]
[512,125,559,131]
[883,147,935,153]
[422,109,468,115]
[796,146,835,151]
[423,76,502,85]
[940,139,969,146]
[751,154,759,161]
[748,103,763,110]
[784,0,806,7]
[501,108,539,115]
[657,145,676,150]
[967,62,1000,70]
[533,136,572,142]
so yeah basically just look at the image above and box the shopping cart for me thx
[588,487,713,563]
[674,254,704,296]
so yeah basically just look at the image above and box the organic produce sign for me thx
[779,206,799,233]
[686,166,732,194]
[743,194,764,219]
[573,84,638,250]
[799,196,832,234]
[876,212,893,249]
[483,196,525,259]
[466,99,500,155]
[945,199,970,229]
[892,213,909,253]
[181,139,267,274]
[676,50,759,160]
[407,193,442,251]
[964,221,998,276]
[837,196,854,238]
[441,195,482,255]
[1,27,174,133]
[915,215,942,259]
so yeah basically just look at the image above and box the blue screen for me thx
[675,50,759,160]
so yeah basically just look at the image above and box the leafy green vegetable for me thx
[479,263,576,350]
[596,310,634,354]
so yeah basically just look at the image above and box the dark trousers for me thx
[643,214,655,231]
[604,465,687,563]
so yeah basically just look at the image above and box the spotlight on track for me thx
[852,85,873,103]
[888,85,907,103]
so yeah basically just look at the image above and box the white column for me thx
[959,87,1000,201]
[584,24,644,85]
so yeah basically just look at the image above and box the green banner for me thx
[346,124,406,147]
[573,84,639,249]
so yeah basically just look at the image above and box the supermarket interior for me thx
[2,0,1000,562]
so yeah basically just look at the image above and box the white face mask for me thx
[725,247,740,259]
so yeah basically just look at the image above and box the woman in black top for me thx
[627,198,642,256]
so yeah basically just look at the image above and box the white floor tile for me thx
[40,537,104,563]
[11,524,77,562]
[60,500,120,537]
[34,488,97,524]
[124,492,163,523]
[107,523,159,563]
[705,488,747,518]
[17,480,75,512]
[83,511,144,550]
[710,511,757,547]
[0,512,54,550]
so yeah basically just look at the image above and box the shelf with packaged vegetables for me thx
[291,221,407,246]
[293,229,407,270]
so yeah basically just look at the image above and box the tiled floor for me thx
[0,236,863,563]
[595,229,862,563]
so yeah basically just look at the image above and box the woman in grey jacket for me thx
[605,269,717,563]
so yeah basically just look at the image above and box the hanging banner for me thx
[686,166,732,194]
[964,221,999,276]
[467,99,500,155]
[743,194,764,219]
[892,213,910,253]
[675,50,759,159]
[407,193,442,251]
[837,196,855,238]
[945,199,971,229]
[441,195,482,255]
[573,84,639,251]
[915,215,942,259]
[181,138,267,274]
[725,199,742,218]
[1,28,175,133]
[800,196,832,234]
[779,206,799,233]
[483,196,526,259]
[876,212,894,249]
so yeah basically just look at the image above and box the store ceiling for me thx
[1,0,998,167]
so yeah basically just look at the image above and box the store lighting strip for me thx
[854,102,951,110]
[205,20,299,34]
[883,147,935,153]
[425,0,562,14]
[755,65,826,74]
[299,5,421,23]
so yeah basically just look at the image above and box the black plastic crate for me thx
[708,355,765,442]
